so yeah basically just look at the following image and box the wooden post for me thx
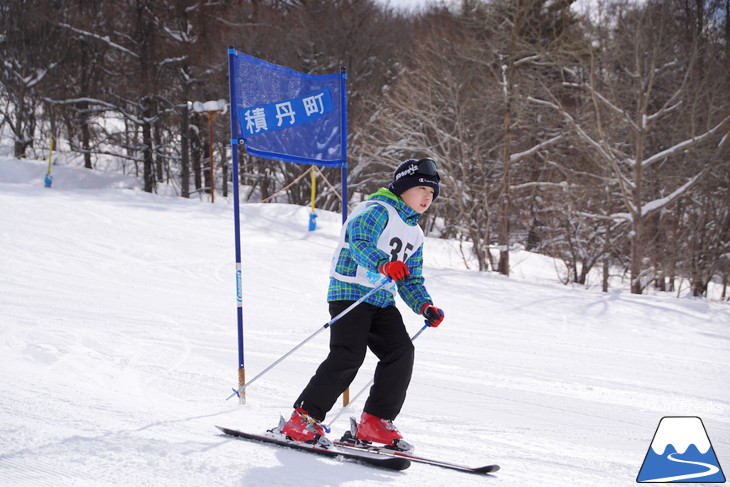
[238,368,246,404]
[207,116,215,202]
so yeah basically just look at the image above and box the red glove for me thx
[421,304,445,327]
[379,261,410,281]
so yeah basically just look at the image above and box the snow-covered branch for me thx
[641,116,730,168]
[158,56,188,69]
[56,23,139,59]
[43,97,117,109]
[514,55,541,66]
[527,96,615,165]
[4,61,59,89]
[591,89,640,133]
[562,70,640,133]
[511,180,572,191]
[608,211,633,223]
[509,134,562,162]
[639,173,703,217]
[646,100,682,123]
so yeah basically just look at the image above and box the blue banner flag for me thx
[228,49,347,167]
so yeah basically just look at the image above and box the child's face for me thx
[400,186,434,214]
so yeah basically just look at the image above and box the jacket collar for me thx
[367,188,421,226]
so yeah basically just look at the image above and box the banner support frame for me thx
[227,49,348,405]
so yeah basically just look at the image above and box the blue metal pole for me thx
[228,47,246,404]
[340,67,348,224]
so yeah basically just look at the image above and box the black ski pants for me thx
[293,301,415,422]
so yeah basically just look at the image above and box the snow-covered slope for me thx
[1,157,728,487]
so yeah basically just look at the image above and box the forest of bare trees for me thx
[1,0,728,297]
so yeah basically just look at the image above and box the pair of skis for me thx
[216,425,500,475]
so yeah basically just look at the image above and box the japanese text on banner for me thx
[239,88,334,137]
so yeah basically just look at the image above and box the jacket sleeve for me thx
[346,204,391,271]
[397,245,433,314]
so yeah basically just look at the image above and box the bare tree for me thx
[531,0,729,293]
[0,0,67,158]
[357,6,503,270]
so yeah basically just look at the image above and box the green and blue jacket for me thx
[328,188,432,314]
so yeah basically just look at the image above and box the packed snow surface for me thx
[1,157,728,487]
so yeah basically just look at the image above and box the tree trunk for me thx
[81,107,92,169]
[630,118,646,294]
[154,121,163,183]
[192,119,202,194]
[498,65,514,277]
[180,104,190,198]
[12,97,33,158]
[630,218,643,294]
[142,98,155,193]
[221,142,228,198]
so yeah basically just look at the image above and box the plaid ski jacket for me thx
[327,188,432,314]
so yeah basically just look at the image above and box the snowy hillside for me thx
[1,157,728,487]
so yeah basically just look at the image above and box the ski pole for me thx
[226,276,393,400]
[325,322,430,429]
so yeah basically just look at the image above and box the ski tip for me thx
[473,464,500,474]
[216,425,244,437]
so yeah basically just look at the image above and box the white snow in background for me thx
[1,156,728,487]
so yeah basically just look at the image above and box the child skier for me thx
[278,158,446,451]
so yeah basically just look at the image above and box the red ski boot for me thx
[280,408,332,448]
[355,412,414,453]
